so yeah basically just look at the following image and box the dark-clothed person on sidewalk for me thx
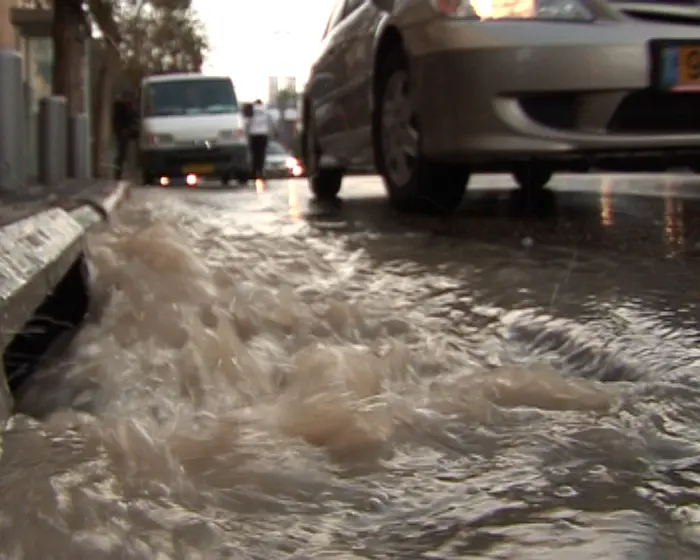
[112,91,139,180]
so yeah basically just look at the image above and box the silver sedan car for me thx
[301,0,700,212]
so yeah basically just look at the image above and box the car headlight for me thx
[429,0,593,20]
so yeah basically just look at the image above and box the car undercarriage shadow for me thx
[303,182,700,260]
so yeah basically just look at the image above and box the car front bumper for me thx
[140,143,249,178]
[408,20,700,167]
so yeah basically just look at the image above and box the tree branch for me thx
[85,0,121,46]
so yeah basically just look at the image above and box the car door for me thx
[335,0,381,166]
[304,0,350,158]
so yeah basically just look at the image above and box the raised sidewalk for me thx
[0,179,131,428]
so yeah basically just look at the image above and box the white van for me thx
[138,73,249,185]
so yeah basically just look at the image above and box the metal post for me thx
[68,113,89,180]
[84,27,92,178]
[0,50,25,192]
[38,96,68,185]
[23,81,35,179]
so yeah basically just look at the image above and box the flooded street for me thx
[2,174,700,559]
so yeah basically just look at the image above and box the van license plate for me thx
[182,163,214,174]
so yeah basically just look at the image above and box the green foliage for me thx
[276,87,297,109]
[112,0,209,92]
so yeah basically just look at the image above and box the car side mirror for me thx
[371,0,395,11]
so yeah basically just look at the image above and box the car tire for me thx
[142,170,154,186]
[302,101,344,200]
[221,174,230,186]
[373,46,469,213]
[311,168,343,200]
[512,166,553,192]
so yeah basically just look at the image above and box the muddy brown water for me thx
[2,178,700,559]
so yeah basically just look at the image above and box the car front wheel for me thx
[373,46,469,213]
[303,104,344,200]
[512,166,553,193]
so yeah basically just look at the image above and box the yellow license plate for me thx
[182,163,214,174]
[660,44,700,91]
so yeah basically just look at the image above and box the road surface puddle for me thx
[2,190,700,558]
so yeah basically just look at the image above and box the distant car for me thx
[264,141,304,178]
[139,73,250,187]
[301,0,700,212]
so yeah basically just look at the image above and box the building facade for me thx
[1,0,56,178]
[4,0,53,103]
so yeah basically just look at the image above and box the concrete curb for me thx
[70,180,131,231]
[0,181,131,426]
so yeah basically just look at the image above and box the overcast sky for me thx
[194,0,333,101]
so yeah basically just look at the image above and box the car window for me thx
[322,0,346,38]
[267,141,287,155]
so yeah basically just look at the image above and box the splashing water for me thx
[1,190,700,558]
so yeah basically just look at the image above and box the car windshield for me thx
[144,78,238,117]
[267,141,287,155]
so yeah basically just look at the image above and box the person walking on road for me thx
[112,91,139,180]
[246,99,275,183]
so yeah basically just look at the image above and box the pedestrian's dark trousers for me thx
[249,134,268,180]
[114,133,130,180]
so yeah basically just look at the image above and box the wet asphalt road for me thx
[180,171,700,261]
[167,172,700,378]
[3,172,700,558]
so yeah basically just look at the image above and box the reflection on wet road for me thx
[3,173,700,558]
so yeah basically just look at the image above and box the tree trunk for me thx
[52,0,85,115]
[92,47,117,178]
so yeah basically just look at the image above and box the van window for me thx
[144,77,238,117]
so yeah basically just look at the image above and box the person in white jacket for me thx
[246,99,276,182]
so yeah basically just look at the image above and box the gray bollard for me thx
[38,96,68,186]
[68,113,90,180]
[23,82,36,179]
[0,50,25,192]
